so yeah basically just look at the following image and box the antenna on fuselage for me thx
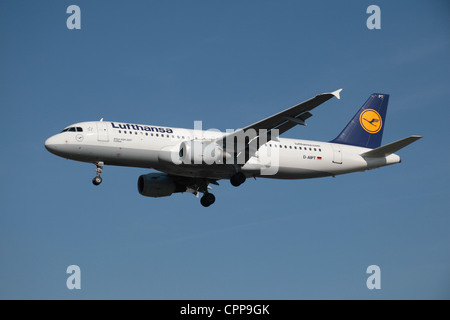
[100,118,103,122]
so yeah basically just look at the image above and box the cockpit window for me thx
[61,127,81,133]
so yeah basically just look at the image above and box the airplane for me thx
[45,89,421,207]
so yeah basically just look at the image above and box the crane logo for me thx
[360,109,382,134]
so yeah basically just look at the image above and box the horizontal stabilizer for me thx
[361,135,422,158]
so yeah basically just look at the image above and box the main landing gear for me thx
[199,171,245,207]
[230,172,246,187]
[92,161,104,186]
[200,192,216,207]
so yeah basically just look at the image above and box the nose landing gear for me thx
[92,161,104,186]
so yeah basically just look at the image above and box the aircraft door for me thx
[96,122,109,142]
[331,144,342,164]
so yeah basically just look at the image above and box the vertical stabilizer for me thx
[331,93,389,149]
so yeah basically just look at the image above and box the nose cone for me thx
[45,135,59,154]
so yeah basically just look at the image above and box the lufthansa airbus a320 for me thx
[45,89,421,207]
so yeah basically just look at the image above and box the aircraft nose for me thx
[44,135,58,153]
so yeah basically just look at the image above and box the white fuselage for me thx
[45,121,401,180]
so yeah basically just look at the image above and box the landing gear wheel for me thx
[92,176,102,186]
[92,161,104,186]
[200,193,216,207]
[230,172,246,187]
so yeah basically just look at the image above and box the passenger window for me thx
[289,146,292,149]
[145,133,148,136]
[119,130,121,133]
[294,146,297,149]
[129,131,132,134]
[319,149,321,152]
[156,134,159,137]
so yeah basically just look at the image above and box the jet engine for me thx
[137,173,186,198]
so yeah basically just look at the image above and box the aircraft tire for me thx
[200,193,215,207]
[230,172,246,187]
[92,176,102,186]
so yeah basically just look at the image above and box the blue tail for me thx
[331,93,389,149]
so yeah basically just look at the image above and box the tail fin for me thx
[331,93,389,149]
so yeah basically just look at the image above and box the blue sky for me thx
[0,0,449,299]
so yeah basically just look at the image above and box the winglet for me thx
[331,89,343,100]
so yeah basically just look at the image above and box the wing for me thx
[216,89,342,160]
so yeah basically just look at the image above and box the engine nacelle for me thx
[179,140,224,165]
[137,173,186,198]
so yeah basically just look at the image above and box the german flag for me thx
[317,157,322,160]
